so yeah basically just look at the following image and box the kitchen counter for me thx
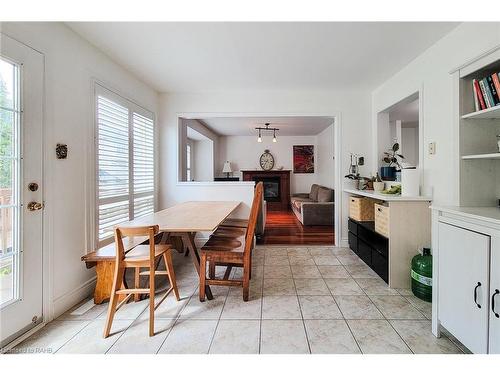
[344,188,432,202]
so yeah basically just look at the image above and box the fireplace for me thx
[242,170,290,211]
[253,176,280,202]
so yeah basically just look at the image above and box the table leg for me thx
[179,232,214,300]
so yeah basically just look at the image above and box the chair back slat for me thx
[114,225,159,262]
[244,182,263,256]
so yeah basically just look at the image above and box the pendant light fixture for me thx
[255,122,279,143]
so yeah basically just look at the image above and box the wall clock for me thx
[259,149,275,171]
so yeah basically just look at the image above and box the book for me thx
[492,73,500,104]
[473,79,486,110]
[486,75,500,106]
[479,79,492,108]
[472,80,479,111]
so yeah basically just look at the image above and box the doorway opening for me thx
[177,115,338,246]
[376,91,422,191]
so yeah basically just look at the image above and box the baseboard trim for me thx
[52,277,96,319]
[339,238,349,248]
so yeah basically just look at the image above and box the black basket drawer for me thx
[358,225,388,257]
[357,238,372,266]
[371,248,388,283]
[348,218,358,236]
[348,231,358,254]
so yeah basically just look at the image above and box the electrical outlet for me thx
[358,156,364,166]
[428,142,436,155]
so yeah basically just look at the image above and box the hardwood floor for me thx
[258,209,334,245]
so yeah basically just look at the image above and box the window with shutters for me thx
[95,85,155,246]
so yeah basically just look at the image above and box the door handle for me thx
[492,289,500,318]
[474,282,482,308]
[27,201,44,211]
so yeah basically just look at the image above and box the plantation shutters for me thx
[96,85,154,246]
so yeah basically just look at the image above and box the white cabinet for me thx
[432,207,500,354]
[490,237,500,353]
[437,222,490,354]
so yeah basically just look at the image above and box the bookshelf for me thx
[456,49,500,206]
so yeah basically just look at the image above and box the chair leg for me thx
[242,262,250,302]
[134,267,140,302]
[208,261,216,279]
[163,251,180,301]
[149,263,155,337]
[223,265,232,280]
[103,266,125,338]
[199,254,207,302]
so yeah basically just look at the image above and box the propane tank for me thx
[411,247,432,302]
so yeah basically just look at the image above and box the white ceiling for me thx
[67,22,459,92]
[197,116,333,136]
[389,98,419,124]
[186,126,211,141]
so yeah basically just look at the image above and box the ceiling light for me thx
[255,122,279,143]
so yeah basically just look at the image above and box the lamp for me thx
[222,161,232,178]
[255,122,279,143]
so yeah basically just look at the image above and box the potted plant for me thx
[381,142,404,181]
[373,172,385,192]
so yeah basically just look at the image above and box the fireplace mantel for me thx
[241,170,291,211]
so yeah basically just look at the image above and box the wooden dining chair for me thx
[103,225,180,338]
[199,182,263,302]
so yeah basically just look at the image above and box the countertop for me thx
[344,188,432,202]
[431,206,500,226]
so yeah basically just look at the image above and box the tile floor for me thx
[10,246,464,354]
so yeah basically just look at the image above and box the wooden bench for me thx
[82,236,149,304]
[82,234,186,304]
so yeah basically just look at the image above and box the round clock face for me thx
[260,151,275,171]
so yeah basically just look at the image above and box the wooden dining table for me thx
[83,201,241,303]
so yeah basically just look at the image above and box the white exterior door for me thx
[438,222,490,354]
[0,34,44,347]
[490,237,500,354]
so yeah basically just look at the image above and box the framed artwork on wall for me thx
[293,145,314,173]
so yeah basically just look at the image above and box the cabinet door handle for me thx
[492,289,500,318]
[474,282,482,308]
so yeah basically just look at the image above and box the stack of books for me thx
[473,73,500,111]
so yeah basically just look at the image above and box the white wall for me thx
[0,22,159,319]
[401,124,419,167]
[179,119,219,181]
[372,22,500,205]
[316,124,335,189]
[194,139,214,181]
[218,135,318,194]
[158,90,372,243]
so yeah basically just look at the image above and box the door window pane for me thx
[0,59,16,110]
[0,110,14,157]
[0,58,20,308]
[0,254,14,305]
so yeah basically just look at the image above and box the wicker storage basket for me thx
[349,196,379,221]
[374,203,390,237]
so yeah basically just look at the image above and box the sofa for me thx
[290,184,334,226]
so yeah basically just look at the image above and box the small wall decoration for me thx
[56,143,68,159]
[293,145,314,173]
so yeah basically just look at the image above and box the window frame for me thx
[94,84,155,248]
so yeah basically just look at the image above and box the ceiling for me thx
[67,22,459,92]
[197,116,333,136]
[186,126,211,141]
[388,98,419,124]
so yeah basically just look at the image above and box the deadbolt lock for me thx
[27,202,44,211]
[28,182,39,192]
